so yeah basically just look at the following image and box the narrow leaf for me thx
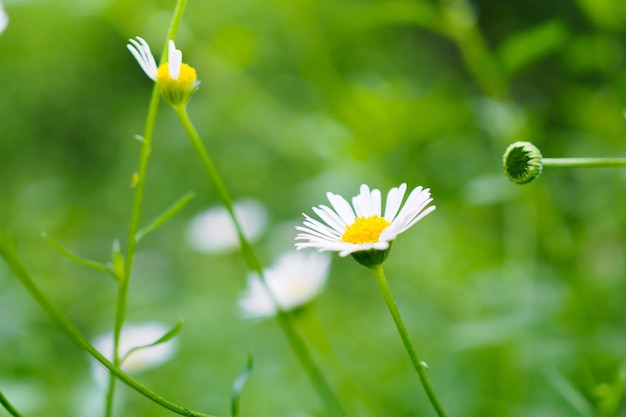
[231,353,254,417]
[121,319,184,365]
[135,191,195,243]
[41,232,117,281]
[545,368,595,417]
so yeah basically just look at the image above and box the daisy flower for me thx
[91,322,178,385]
[127,36,199,106]
[185,198,268,253]
[295,183,435,266]
[239,251,330,319]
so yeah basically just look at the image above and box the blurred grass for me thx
[1,0,626,416]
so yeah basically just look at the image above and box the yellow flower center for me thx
[156,63,197,85]
[155,63,198,106]
[341,216,390,244]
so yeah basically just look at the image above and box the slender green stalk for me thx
[370,264,448,417]
[0,390,25,417]
[173,105,346,417]
[542,158,626,168]
[106,1,188,415]
[0,242,216,417]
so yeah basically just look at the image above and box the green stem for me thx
[106,1,188,415]
[0,242,216,417]
[0,390,25,417]
[370,264,448,417]
[173,105,346,417]
[542,158,626,168]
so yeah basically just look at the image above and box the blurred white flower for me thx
[186,198,268,253]
[0,2,8,35]
[91,322,177,385]
[239,251,331,319]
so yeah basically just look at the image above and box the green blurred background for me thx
[2,0,626,415]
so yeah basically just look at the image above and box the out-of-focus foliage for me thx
[1,0,626,416]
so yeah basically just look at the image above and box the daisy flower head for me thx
[91,322,178,385]
[239,251,331,319]
[295,183,435,268]
[127,36,199,106]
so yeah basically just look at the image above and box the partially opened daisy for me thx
[127,36,199,106]
[295,183,435,267]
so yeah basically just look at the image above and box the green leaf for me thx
[135,191,195,243]
[41,232,117,281]
[545,368,595,417]
[497,19,569,76]
[121,319,184,365]
[231,353,254,417]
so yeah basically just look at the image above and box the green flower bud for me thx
[503,141,543,184]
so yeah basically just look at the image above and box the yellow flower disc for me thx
[341,216,390,244]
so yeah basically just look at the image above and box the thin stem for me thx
[370,263,448,417]
[0,243,216,417]
[0,390,26,417]
[106,1,188,415]
[173,105,346,417]
[542,158,626,168]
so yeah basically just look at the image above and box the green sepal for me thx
[231,353,254,417]
[41,232,117,282]
[135,191,195,243]
[121,319,184,366]
[351,245,391,268]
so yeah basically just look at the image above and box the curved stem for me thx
[370,264,448,417]
[0,391,26,417]
[173,105,346,417]
[106,1,188,415]
[0,242,216,417]
[542,158,626,168]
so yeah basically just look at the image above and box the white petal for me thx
[312,205,347,233]
[168,40,182,80]
[0,2,8,35]
[128,37,158,80]
[352,184,382,217]
[383,183,407,221]
[326,192,356,225]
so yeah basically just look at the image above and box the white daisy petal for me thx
[0,3,8,35]
[127,37,158,80]
[168,40,182,80]
[383,183,407,221]
[312,206,347,233]
[326,192,356,225]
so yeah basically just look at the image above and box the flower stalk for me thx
[369,263,448,417]
[107,0,188,415]
[172,105,346,417]
[541,158,626,168]
[0,390,25,417]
